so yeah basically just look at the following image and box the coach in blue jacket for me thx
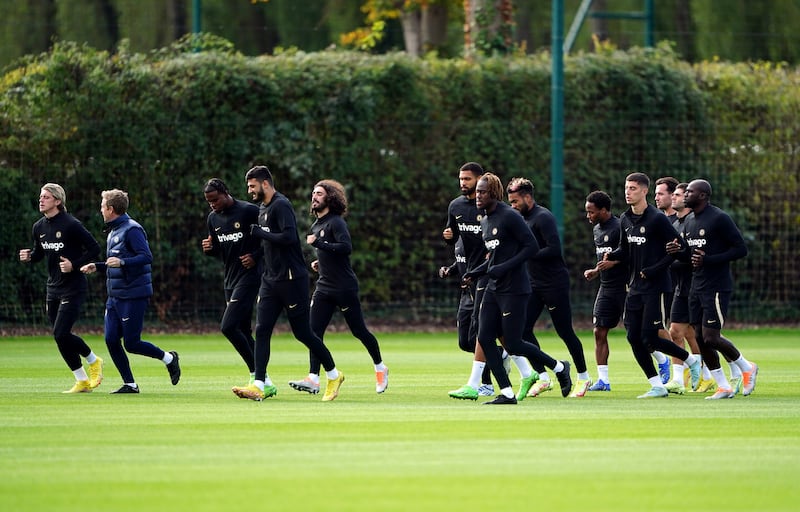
[81,189,180,394]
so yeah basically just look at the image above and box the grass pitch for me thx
[1,328,798,511]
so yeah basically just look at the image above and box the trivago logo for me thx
[627,235,647,245]
[458,222,481,234]
[687,238,707,249]
[484,239,500,251]
[41,241,65,251]
[217,232,244,243]
[595,246,614,256]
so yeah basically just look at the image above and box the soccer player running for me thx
[506,178,591,397]
[201,178,261,385]
[651,176,681,383]
[444,162,498,399]
[582,190,628,392]
[666,179,758,399]
[288,179,388,395]
[232,165,344,402]
[605,173,701,398]
[663,182,713,394]
[464,173,572,405]
[20,183,104,393]
[80,189,181,394]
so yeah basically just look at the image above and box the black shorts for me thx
[689,291,730,329]
[623,292,668,331]
[593,285,626,328]
[670,294,690,324]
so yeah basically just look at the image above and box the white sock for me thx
[263,375,274,386]
[648,376,663,388]
[711,368,730,390]
[374,362,387,372]
[467,361,485,389]
[685,354,699,367]
[732,355,752,375]
[253,380,265,391]
[73,368,89,381]
[125,382,138,389]
[597,365,609,383]
[577,371,590,381]
[308,373,320,384]
[729,361,743,379]
[162,352,174,364]
[511,355,533,378]
[500,387,514,399]
[672,364,685,385]
[550,361,563,375]
[653,351,667,364]
[325,369,339,380]
[85,352,97,364]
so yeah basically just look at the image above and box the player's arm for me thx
[311,217,352,254]
[250,202,299,245]
[704,216,748,264]
[530,214,562,261]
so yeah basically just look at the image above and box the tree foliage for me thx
[2,39,798,325]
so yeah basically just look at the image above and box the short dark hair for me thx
[625,172,650,188]
[506,177,534,196]
[586,190,612,211]
[655,176,678,193]
[459,162,484,176]
[313,179,348,217]
[676,182,689,192]
[204,178,229,195]
[245,165,273,186]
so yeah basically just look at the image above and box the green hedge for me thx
[2,37,798,326]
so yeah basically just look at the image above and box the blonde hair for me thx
[101,189,129,215]
[41,183,67,212]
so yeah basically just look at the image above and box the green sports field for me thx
[1,329,798,511]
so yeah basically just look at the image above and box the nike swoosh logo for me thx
[341,307,350,312]
[122,317,130,322]
[706,319,717,324]
[455,215,463,219]
[39,234,46,238]
[502,312,511,317]
[476,287,486,291]
[214,227,222,231]
[229,299,239,303]
[60,299,70,305]
[288,304,298,309]
[653,320,661,325]
[547,306,556,311]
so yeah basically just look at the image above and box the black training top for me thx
[522,204,569,289]
[609,204,680,295]
[670,215,694,297]
[593,215,628,289]
[29,211,100,299]
[206,198,262,289]
[309,212,359,293]
[252,192,308,283]
[444,195,486,273]
[472,202,538,295]
[680,204,748,293]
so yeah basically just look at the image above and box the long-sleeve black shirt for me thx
[309,212,359,293]
[680,204,748,293]
[251,192,308,283]
[29,211,100,299]
[523,204,570,290]
[609,204,680,295]
[472,202,538,295]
